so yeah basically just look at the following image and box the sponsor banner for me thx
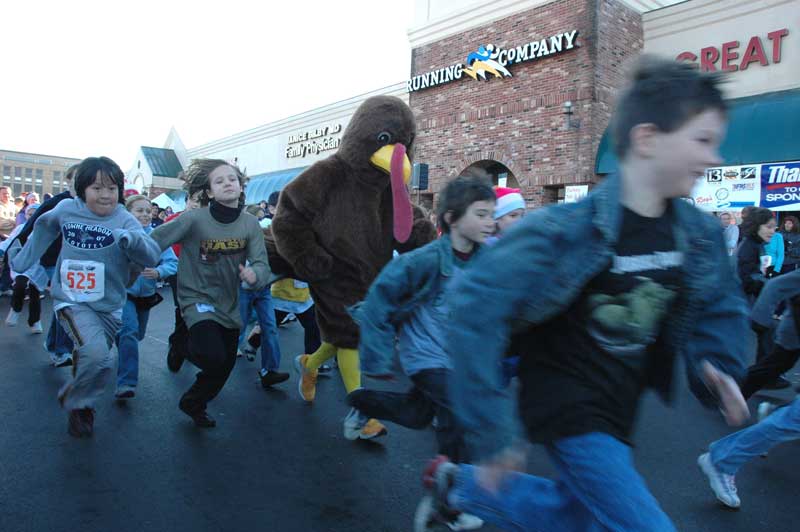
[760,161,800,211]
[689,164,760,212]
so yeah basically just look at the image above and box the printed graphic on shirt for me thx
[62,223,115,250]
[586,251,683,360]
[199,238,247,263]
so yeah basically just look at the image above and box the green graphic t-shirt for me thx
[519,206,683,444]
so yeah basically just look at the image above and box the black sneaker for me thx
[318,364,333,377]
[763,376,792,390]
[67,408,94,438]
[179,398,216,428]
[260,371,290,388]
[167,345,185,373]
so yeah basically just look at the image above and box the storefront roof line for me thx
[245,166,307,205]
[596,88,800,174]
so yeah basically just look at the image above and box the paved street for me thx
[1,289,798,532]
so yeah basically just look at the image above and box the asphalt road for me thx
[0,289,798,532]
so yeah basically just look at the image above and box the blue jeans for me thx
[238,287,281,372]
[115,298,150,388]
[710,397,800,475]
[449,432,676,532]
[43,266,74,356]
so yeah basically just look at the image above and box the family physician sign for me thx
[407,30,579,93]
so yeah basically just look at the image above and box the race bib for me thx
[60,259,105,302]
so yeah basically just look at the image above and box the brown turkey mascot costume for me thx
[271,95,435,440]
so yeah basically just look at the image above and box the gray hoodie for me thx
[12,198,161,314]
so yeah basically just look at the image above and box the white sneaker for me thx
[0,289,12,297]
[698,453,740,508]
[52,353,73,367]
[343,407,368,440]
[29,321,43,334]
[757,401,779,423]
[5,309,20,326]
[447,513,484,530]
[115,385,136,399]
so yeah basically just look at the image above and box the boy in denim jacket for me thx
[350,176,495,455]
[413,57,751,532]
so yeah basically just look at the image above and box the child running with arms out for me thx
[151,159,271,428]
[350,175,496,531]
[11,157,161,437]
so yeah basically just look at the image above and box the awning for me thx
[245,166,307,205]
[151,190,187,212]
[595,88,800,174]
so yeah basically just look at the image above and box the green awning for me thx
[595,88,800,174]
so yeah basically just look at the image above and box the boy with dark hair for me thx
[11,157,161,437]
[351,175,495,530]
[414,56,750,532]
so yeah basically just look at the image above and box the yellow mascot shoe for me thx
[360,418,388,440]
[293,354,317,402]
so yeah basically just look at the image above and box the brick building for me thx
[407,0,665,208]
[0,149,81,198]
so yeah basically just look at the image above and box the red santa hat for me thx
[494,187,525,219]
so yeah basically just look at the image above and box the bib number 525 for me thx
[66,271,96,290]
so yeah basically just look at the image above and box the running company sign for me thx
[407,30,579,93]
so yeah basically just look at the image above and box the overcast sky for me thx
[2,0,414,170]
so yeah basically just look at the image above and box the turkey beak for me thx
[370,144,412,184]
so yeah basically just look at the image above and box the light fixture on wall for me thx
[563,101,579,129]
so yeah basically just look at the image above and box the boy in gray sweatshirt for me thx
[12,157,161,437]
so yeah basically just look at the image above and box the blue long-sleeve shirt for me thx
[127,226,178,298]
[765,232,784,273]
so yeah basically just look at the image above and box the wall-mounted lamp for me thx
[563,100,579,129]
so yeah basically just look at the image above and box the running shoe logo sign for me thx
[407,30,579,93]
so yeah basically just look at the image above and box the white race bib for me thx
[60,259,105,302]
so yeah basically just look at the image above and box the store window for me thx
[2,165,10,178]
[53,170,62,181]
[35,169,43,180]
[14,167,22,178]
[24,167,33,179]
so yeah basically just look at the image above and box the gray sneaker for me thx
[698,453,740,508]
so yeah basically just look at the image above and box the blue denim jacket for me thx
[447,174,749,460]
[354,234,483,375]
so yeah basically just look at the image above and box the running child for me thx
[151,159,271,428]
[413,57,750,532]
[11,157,161,437]
[114,195,178,400]
[2,203,48,333]
[350,175,494,531]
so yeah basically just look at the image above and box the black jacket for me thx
[737,235,767,296]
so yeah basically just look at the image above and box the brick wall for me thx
[409,0,643,208]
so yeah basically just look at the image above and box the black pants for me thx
[348,368,468,463]
[741,344,800,399]
[180,320,239,414]
[167,275,189,362]
[270,306,321,354]
[11,276,40,325]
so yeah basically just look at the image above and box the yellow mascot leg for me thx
[335,348,361,393]
[305,342,337,371]
[339,347,387,440]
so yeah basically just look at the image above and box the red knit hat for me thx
[494,187,525,219]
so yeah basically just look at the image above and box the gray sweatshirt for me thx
[12,198,161,314]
